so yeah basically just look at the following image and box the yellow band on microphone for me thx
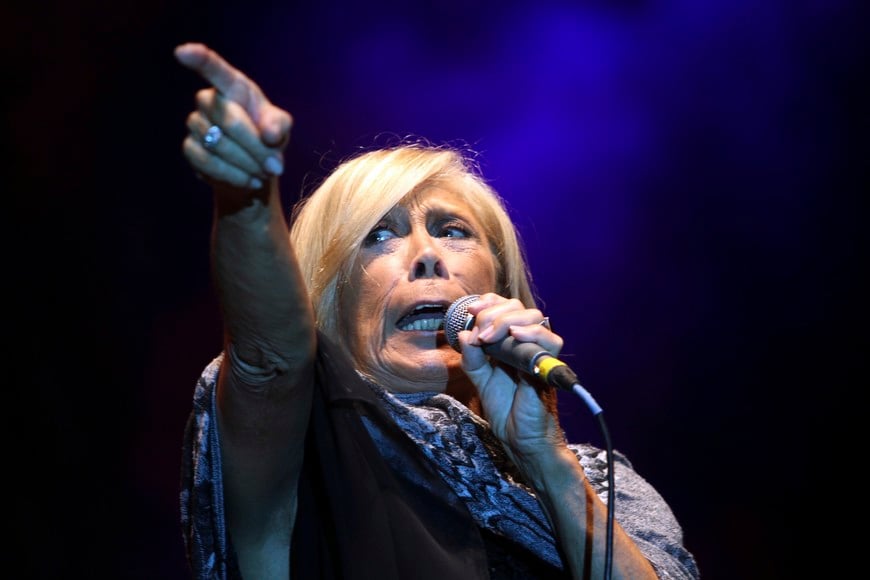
[535,356,567,383]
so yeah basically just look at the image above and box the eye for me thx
[437,220,472,239]
[363,223,397,246]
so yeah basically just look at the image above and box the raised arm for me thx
[175,42,315,578]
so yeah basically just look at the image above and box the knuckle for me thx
[182,137,201,160]
[195,88,215,109]
[185,111,200,131]
[480,292,500,303]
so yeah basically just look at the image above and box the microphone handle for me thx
[482,337,578,392]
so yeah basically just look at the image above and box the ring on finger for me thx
[202,124,223,151]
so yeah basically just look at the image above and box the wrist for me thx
[213,178,279,218]
[513,441,581,494]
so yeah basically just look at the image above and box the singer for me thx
[176,42,699,580]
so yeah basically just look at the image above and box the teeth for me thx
[398,318,444,332]
[397,303,447,331]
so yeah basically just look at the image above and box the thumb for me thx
[458,328,492,382]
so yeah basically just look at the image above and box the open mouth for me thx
[396,304,447,331]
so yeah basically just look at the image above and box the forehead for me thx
[392,186,478,219]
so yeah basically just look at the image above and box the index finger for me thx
[174,43,258,111]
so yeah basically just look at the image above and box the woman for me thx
[175,42,699,579]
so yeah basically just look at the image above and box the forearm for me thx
[212,179,316,376]
[523,446,658,580]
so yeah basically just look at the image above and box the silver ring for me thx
[539,317,551,330]
[202,125,223,151]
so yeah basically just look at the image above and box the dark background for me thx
[9,0,866,577]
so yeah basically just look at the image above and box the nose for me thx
[408,230,447,280]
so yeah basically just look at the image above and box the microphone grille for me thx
[444,294,481,352]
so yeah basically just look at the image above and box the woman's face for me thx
[339,186,497,393]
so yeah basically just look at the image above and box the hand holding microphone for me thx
[445,294,603,415]
[446,294,612,575]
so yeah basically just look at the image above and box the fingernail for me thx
[250,177,263,189]
[264,155,283,176]
[477,327,493,342]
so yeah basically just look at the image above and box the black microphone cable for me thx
[534,358,614,580]
[445,295,615,580]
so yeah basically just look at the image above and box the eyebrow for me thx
[411,197,476,221]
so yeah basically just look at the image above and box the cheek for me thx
[341,261,390,339]
[466,252,498,291]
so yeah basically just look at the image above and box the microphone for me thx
[444,294,602,415]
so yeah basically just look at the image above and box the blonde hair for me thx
[289,142,537,341]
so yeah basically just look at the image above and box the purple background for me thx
[10,0,865,577]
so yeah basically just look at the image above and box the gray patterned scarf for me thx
[359,378,566,569]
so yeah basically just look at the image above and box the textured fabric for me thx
[180,353,241,580]
[363,381,700,580]
[362,384,562,568]
[180,336,699,579]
